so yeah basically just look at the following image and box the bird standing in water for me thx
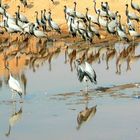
[6,67,23,99]
[76,59,97,94]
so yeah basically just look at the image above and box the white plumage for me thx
[8,74,23,98]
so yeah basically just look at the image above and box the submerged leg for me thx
[85,80,89,95]
[11,92,15,100]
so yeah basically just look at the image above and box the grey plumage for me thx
[76,60,97,84]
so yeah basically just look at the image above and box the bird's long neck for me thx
[106,18,109,28]
[4,19,7,27]
[70,18,73,29]
[48,12,52,26]
[4,20,8,31]
[127,15,129,24]
[64,6,67,20]
[131,0,133,7]
[118,15,122,30]
[48,12,51,20]
[36,12,39,24]
[32,25,35,34]
[15,13,18,25]
[106,6,110,16]
[41,11,43,20]
[17,7,20,18]
[85,8,88,19]
[4,8,7,17]
[43,10,46,20]
[77,22,79,30]
[97,11,100,25]
[74,2,77,12]
[125,5,128,16]
[94,1,97,14]
[0,0,2,7]
[88,19,91,31]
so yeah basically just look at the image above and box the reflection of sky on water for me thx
[0,40,140,140]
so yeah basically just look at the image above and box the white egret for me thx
[6,67,23,99]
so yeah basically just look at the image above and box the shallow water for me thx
[0,38,140,140]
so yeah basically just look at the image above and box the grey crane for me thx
[116,24,129,42]
[48,11,61,34]
[130,0,140,13]
[128,25,140,41]
[17,6,29,23]
[76,59,97,93]
[93,0,107,17]
[126,4,140,22]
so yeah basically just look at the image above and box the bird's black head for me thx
[17,5,20,9]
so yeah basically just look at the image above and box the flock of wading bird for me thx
[0,0,140,42]
[0,0,140,99]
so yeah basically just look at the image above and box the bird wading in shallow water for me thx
[6,66,23,100]
[76,59,97,94]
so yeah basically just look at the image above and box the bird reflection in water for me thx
[21,72,27,95]
[5,103,23,137]
[76,95,97,130]
[64,46,76,71]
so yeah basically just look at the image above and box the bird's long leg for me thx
[85,80,89,95]
[13,101,16,113]
[84,94,89,108]
[11,90,17,102]
[11,92,15,101]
